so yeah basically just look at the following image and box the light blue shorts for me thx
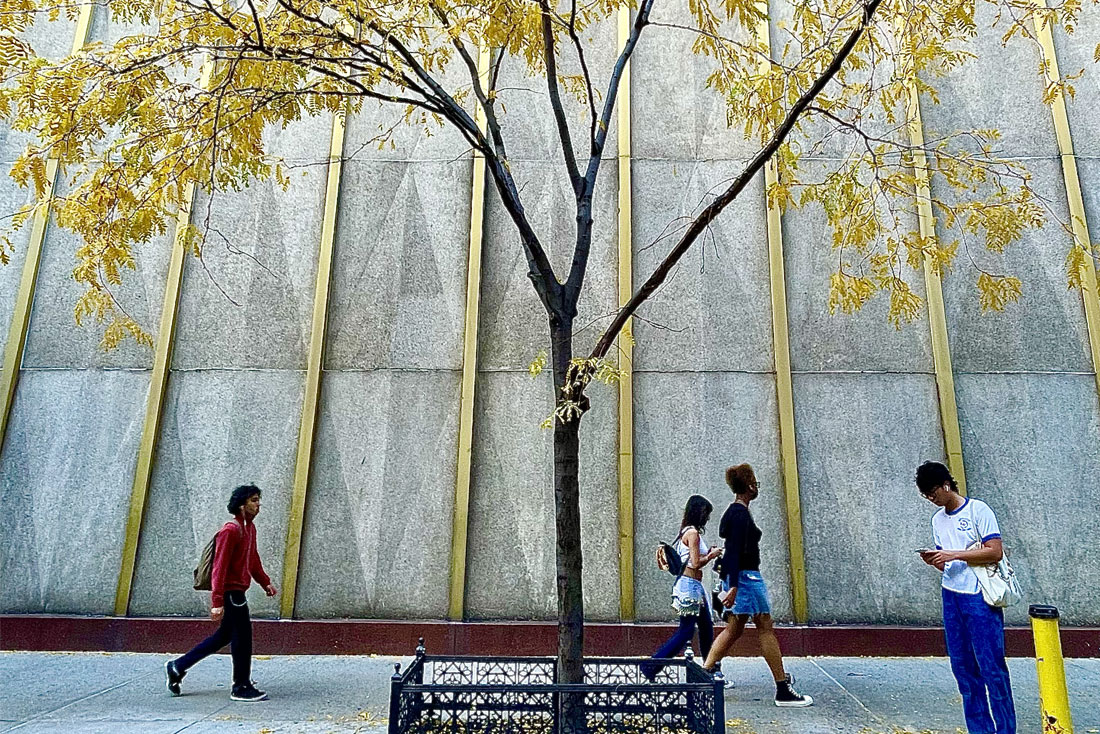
[724,571,772,617]
[671,576,708,617]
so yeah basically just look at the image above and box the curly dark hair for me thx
[227,484,262,515]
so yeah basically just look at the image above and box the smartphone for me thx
[914,548,931,554]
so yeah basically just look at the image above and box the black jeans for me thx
[175,590,252,686]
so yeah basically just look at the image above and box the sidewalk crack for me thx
[808,659,890,728]
[1,671,152,733]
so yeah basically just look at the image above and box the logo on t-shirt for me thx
[957,518,971,532]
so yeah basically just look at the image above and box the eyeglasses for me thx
[920,486,940,500]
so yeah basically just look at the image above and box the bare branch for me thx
[538,0,583,195]
[590,0,887,359]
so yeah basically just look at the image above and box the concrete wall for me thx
[293,102,470,620]
[2,1,1100,627]
[0,9,164,615]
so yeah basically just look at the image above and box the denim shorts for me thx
[723,571,771,616]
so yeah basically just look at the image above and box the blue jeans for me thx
[942,588,1016,734]
[641,601,713,680]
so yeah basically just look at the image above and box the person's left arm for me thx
[249,529,277,597]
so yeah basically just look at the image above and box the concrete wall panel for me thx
[22,196,171,369]
[294,369,459,619]
[128,371,301,618]
[795,372,946,624]
[938,160,1089,373]
[918,2,1056,158]
[343,63,474,163]
[491,18,618,165]
[478,162,618,369]
[1053,5,1100,156]
[633,3,757,162]
[631,160,773,372]
[173,131,327,370]
[956,372,1100,626]
[632,371,791,622]
[464,372,619,621]
[325,160,472,371]
[0,370,148,613]
[783,174,932,373]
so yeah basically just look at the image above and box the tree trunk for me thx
[550,319,585,688]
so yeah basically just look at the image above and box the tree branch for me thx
[539,0,583,196]
[590,0,886,359]
[562,0,655,304]
[564,0,599,150]
[585,0,655,184]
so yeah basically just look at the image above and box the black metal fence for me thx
[389,640,726,734]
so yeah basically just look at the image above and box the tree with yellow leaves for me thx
[0,0,1092,689]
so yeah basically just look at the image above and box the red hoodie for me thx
[210,516,271,607]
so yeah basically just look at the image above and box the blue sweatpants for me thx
[942,588,1016,734]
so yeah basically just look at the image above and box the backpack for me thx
[192,534,218,591]
[654,527,690,578]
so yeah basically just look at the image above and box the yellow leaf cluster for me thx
[976,272,1023,313]
[0,0,1086,350]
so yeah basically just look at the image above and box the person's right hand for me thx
[211,606,224,622]
[722,590,737,609]
[919,550,946,572]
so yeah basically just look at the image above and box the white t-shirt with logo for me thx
[931,498,1002,595]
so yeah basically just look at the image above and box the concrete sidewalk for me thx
[2,652,1098,734]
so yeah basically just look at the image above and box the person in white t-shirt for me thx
[916,461,1016,734]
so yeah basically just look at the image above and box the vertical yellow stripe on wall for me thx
[280,110,346,619]
[448,46,492,621]
[756,8,809,624]
[615,6,636,622]
[0,7,94,464]
[901,65,968,496]
[114,59,214,616]
[1031,2,1100,403]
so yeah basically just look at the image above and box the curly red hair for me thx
[725,464,757,495]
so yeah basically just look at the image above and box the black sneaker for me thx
[774,673,813,707]
[165,661,184,696]
[230,683,268,702]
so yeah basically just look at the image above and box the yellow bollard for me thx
[1029,604,1074,734]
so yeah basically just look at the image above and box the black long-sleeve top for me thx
[719,502,762,587]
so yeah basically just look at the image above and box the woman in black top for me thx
[703,463,812,707]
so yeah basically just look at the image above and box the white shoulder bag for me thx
[965,535,1022,608]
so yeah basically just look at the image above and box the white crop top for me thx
[675,527,709,570]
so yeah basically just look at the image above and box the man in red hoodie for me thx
[165,484,277,702]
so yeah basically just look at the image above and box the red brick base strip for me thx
[1,615,1096,658]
